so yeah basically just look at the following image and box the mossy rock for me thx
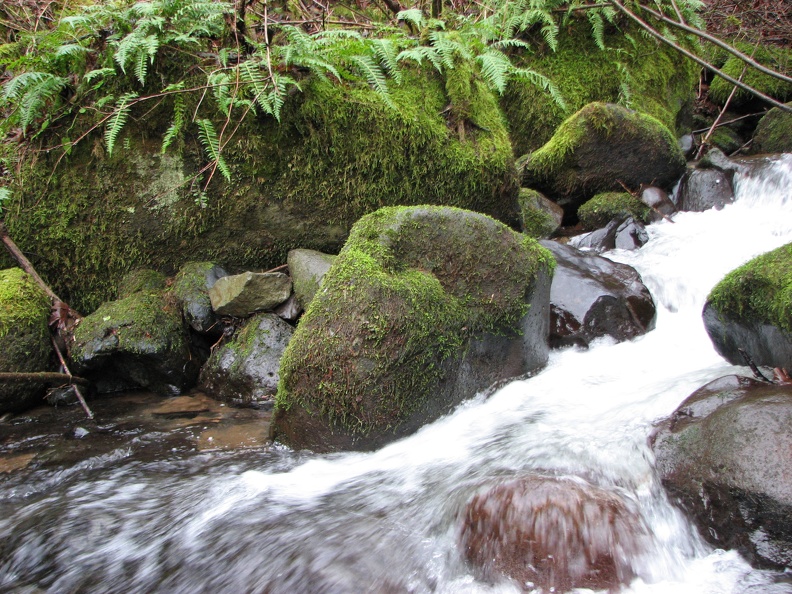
[750,102,792,155]
[577,192,651,232]
[704,242,792,369]
[273,205,554,452]
[117,269,167,299]
[0,268,52,413]
[522,103,686,219]
[70,290,198,396]
[517,188,562,239]
[171,261,228,334]
[6,68,517,313]
[708,126,743,155]
[502,18,698,156]
[709,45,792,109]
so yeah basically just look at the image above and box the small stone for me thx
[209,272,292,317]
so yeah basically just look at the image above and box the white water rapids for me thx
[1,154,791,593]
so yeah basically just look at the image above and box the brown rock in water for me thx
[459,475,647,592]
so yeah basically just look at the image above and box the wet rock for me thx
[70,291,198,396]
[541,241,656,348]
[209,271,292,317]
[459,474,648,592]
[517,188,563,239]
[651,375,792,568]
[199,313,293,409]
[698,147,745,175]
[577,192,650,231]
[750,102,792,155]
[572,216,649,252]
[678,133,696,159]
[172,261,228,334]
[287,249,336,310]
[522,103,686,220]
[0,269,52,413]
[273,206,553,452]
[640,186,676,219]
[676,167,734,212]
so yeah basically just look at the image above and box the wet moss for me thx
[708,242,792,332]
[750,102,792,154]
[709,44,792,108]
[577,191,651,231]
[0,268,51,339]
[518,188,558,239]
[117,269,167,299]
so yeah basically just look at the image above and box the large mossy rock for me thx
[0,268,52,413]
[703,243,792,370]
[652,375,792,568]
[272,206,554,452]
[709,45,792,109]
[750,102,792,155]
[5,71,517,313]
[522,103,686,220]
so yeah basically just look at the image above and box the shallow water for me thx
[1,155,792,593]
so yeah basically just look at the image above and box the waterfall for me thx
[1,154,791,593]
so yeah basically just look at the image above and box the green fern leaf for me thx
[477,51,511,95]
[105,92,138,156]
[588,11,606,51]
[396,9,425,29]
[196,118,231,182]
[371,39,402,85]
[161,93,186,153]
[351,55,395,109]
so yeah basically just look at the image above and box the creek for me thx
[1,155,792,593]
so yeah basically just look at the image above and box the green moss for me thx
[518,188,558,238]
[577,191,651,231]
[502,18,698,155]
[0,268,50,339]
[709,44,792,108]
[708,242,792,332]
[709,126,743,154]
[117,269,167,298]
[171,261,216,301]
[751,102,792,154]
[275,205,553,436]
[6,66,517,313]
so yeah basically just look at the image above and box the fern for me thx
[105,92,138,156]
[196,118,231,182]
[0,188,11,214]
[588,10,606,51]
[161,91,187,153]
[396,9,425,29]
[351,55,396,109]
[371,38,402,85]
[477,50,511,95]
[3,71,69,134]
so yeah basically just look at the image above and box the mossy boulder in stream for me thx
[522,103,686,221]
[5,70,517,313]
[272,205,554,452]
[703,242,792,370]
[750,102,792,155]
[0,268,52,413]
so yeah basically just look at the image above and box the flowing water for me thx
[1,155,792,593]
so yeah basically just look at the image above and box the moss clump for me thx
[117,269,167,299]
[708,243,792,332]
[274,205,553,449]
[709,44,792,108]
[502,18,698,155]
[518,188,559,238]
[6,67,517,313]
[709,126,743,154]
[0,268,51,339]
[750,102,792,154]
[577,192,651,231]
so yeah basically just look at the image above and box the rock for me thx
[522,103,686,220]
[199,313,293,409]
[209,271,292,317]
[0,269,52,413]
[459,474,648,592]
[541,241,656,348]
[517,188,563,239]
[640,185,676,220]
[287,249,336,310]
[172,261,228,334]
[273,294,302,322]
[651,375,792,568]
[572,216,649,252]
[116,269,166,298]
[273,206,553,452]
[678,133,696,159]
[675,167,734,212]
[577,192,650,231]
[704,243,792,370]
[70,290,198,396]
[750,102,792,155]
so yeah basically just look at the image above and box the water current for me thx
[1,155,792,593]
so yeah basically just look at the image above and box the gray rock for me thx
[652,375,792,568]
[209,271,292,317]
[676,168,734,212]
[273,294,302,322]
[172,261,228,334]
[287,249,336,310]
[541,241,656,348]
[199,313,293,408]
[572,217,649,253]
[640,186,676,220]
[678,133,696,159]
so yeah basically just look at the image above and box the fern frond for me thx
[55,43,91,60]
[351,55,395,109]
[371,38,402,85]
[511,67,567,111]
[0,188,11,213]
[477,50,511,95]
[397,46,443,73]
[196,118,231,182]
[588,10,606,51]
[105,92,137,156]
[3,72,69,133]
[83,67,117,83]
[161,93,186,153]
[396,9,425,29]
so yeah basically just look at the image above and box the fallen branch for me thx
[0,371,90,387]
[50,336,93,419]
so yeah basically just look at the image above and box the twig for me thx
[738,348,773,383]
[263,263,288,273]
[50,336,94,419]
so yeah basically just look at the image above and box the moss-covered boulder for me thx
[70,284,198,396]
[5,70,517,313]
[577,192,651,232]
[272,206,554,452]
[517,188,563,239]
[0,268,52,413]
[703,243,792,370]
[709,45,792,109]
[750,102,792,155]
[522,103,687,220]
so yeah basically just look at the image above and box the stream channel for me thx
[1,154,792,593]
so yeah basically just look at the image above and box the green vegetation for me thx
[709,43,792,108]
[708,242,792,332]
[577,191,651,231]
[751,102,792,154]
[0,268,50,339]
[517,188,558,238]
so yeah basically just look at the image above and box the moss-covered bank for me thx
[5,68,517,312]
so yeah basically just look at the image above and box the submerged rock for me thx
[459,474,648,592]
[0,268,52,413]
[273,206,554,452]
[652,375,792,568]
[541,241,656,348]
[199,313,293,409]
[209,271,292,317]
